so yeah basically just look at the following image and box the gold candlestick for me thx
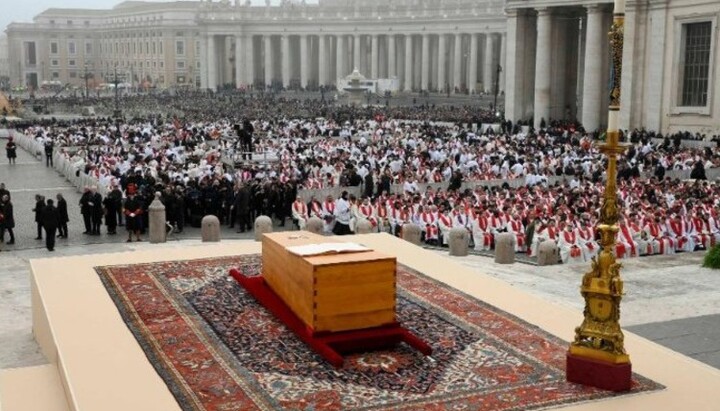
[566,0,632,391]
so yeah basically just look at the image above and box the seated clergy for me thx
[644,215,675,255]
[358,197,379,232]
[558,222,584,264]
[321,195,336,234]
[617,216,639,258]
[668,214,694,252]
[416,205,439,244]
[472,210,494,251]
[291,195,309,230]
[576,218,599,261]
[628,214,652,256]
[505,213,526,252]
[437,207,454,246]
[530,217,558,257]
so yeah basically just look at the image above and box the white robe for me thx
[558,230,584,264]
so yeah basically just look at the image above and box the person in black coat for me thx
[124,189,143,242]
[363,172,374,199]
[44,139,54,167]
[5,137,17,165]
[33,195,45,240]
[0,195,15,244]
[240,120,255,160]
[90,188,103,235]
[233,183,251,233]
[56,193,69,238]
[103,192,119,235]
[690,161,707,181]
[42,199,59,251]
[79,188,93,234]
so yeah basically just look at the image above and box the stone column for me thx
[505,9,524,122]
[235,35,245,88]
[336,35,346,78]
[207,34,217,90]
[282,35,290,88]
[371,34,379,79]
[354,35,361,70]
[318,34,327,86]
[245,35,254,86]
[453,33,462,92]
[264,35,273,87]
[499,33,506,92]
[300,34,309,88]
[483,33,495,93]
[581,6,603,131]
[388,34,396,78]
[534,8,552,128]
[404,35,413,91]
[437,34,447,93]
[200,34,209,89]
[468,33,478,94]
[421,33,430,91]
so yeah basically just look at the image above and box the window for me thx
[67,20,73,25]
[50,59,59,66]
[68,41,76,55]
[84,20,90,26]
[50,42,58,54]
[680,22,711,107]
[145,42,149,54]
[152,42,156,54]
[176,31,184,37]
[68,59,76,67]
[85,42,92,55]
[176,61,185,69]
[176,40,184,55]
[69,71,77,78]
[159,61,164,68]
[52,71,59,79]
[159,41,163,54]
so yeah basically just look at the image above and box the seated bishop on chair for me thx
[505,213,526,252]
[558,223,584,264]
[291,195,309,230]
[577,218,599,261]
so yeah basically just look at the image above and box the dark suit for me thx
[0,200,15,243]
[57,198,69,237]
[42,206,59,251]
[91,192,103,234]
[33,199,45,239]
[79,192,92,233]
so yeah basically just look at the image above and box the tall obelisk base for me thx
[566,352,632,392]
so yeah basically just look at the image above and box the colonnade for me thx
[505,6,613,130]
[202,31,505,95]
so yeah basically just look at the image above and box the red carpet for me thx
[230,269,432,367]
[97,255,662,411]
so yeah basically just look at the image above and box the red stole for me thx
[578,228,594,251]
[293,201,307,216]
[323,201,335,215]
[670,220,688,249]
[619,225,637,257]
[564,231,582,258]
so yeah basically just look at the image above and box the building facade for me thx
[4,0,506,95]
[5,0,717,134]
[0,34,9,87]
[505,0,719,134]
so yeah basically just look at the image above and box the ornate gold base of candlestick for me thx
[566,129,632,391]
[569,224,629,365]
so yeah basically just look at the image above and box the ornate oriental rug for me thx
[96,255,661,411]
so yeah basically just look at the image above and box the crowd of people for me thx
[290,177,719,263]
[2,92,719,262]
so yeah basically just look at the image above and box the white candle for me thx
[614,0,626,15]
